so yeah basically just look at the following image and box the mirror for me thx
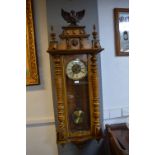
[114,8,129,56]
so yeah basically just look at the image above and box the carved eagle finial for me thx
[61,9,85,26]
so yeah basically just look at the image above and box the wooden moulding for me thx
[59,34,90,39]
[47,48,104,55]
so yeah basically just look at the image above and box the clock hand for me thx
[81,70,85,73]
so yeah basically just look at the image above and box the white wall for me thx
[26,0,58,155]
[97,0,129,124]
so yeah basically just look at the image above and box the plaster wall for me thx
[97,0,129,123]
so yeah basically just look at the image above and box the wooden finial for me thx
[92,24,101,49]
[93,24,96,31]
[50,26,56,41]
[92,24,97,40]
[49,26,58,50]
[51,25,54,32]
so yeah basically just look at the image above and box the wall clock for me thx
[47,9,104,145]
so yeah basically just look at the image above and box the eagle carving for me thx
[61,9,85,26]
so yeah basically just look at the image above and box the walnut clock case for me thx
[47,9,104,145]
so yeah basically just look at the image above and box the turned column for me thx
[91,54,101,138]
[53,55,66,143]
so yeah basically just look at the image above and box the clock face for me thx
[66,58,87,80]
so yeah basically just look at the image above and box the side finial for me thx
[92,24,101,49]
[51,26,54,32]
[92,24,97,40]
[49,26,58,50]
[50,26,56,41]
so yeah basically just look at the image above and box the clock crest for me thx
[47,9,104,145]
[61,9,85,26]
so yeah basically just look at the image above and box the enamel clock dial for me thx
[66,58,87,80]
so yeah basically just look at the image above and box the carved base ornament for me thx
[47,9,104,145]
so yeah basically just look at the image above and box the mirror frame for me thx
[114,8,129,56]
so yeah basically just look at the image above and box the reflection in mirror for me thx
[119,12,129,53]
